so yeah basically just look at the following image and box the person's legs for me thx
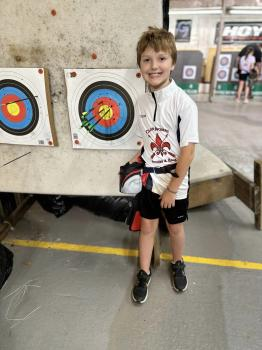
[244,81,250,103]
[236,80,244,100]
[164,198,188,292]
[132,187,160,303]
[139,217,159,274]
[167,222,185,263]
[167,222,188,292]
[248,79,253,99]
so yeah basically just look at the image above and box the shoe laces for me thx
[172,261,185,277]
[137,270,150,285]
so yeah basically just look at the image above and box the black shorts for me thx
[138,187,188,225]
[239,73,249,81]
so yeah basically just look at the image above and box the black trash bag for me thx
[35,195,74,218]
[72,196,132,222]
[0,244,14,289]
[0,193,17,223]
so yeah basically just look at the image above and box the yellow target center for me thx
[99,105,113,120]
[7,102,20,116]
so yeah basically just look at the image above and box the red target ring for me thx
[92,97,120,127]
[1,94,26,123]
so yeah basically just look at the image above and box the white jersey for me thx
[240,54,255,74]
[136,80,199,199]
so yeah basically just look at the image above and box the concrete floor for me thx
[1,95,262,350]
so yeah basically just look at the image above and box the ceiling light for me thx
[169,8,223,15]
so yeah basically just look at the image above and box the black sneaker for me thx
[132,269,151,303]
[170,260,188,292]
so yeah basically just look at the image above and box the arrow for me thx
[0,96,38,107]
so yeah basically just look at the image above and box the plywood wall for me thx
[0,0,162,195]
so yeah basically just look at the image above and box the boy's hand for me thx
[159,190,176,209]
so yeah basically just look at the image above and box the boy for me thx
[131,27,199,303]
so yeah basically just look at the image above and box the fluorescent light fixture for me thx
[169,7,222,15]
[227,6,262,15]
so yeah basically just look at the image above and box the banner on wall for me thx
[175,20,192,42]
[215,22,262,43]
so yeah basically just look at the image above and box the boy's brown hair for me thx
[136,26,177,67]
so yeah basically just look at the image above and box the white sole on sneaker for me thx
[172,279,188,293]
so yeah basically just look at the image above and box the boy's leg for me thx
[167,222,185,263]
[167,222,187,292]
[139,217,159,274]
[164,198,188,293]
[132,217,159,304]
[132,187,160,303]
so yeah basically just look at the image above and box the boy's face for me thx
[139,46,175,91]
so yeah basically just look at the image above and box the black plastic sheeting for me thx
[35,195,168,232]
[35,195,132,222]
[0,193,17,223]
[0,244,14,289]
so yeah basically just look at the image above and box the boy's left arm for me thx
[160,143,195,209]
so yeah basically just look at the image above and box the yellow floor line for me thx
[4,239,262,271]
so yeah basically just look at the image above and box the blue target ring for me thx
[78,81,134,141]
[0,79,39,135]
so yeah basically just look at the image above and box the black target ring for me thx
[78,81,134,141]
[0,79,39,136]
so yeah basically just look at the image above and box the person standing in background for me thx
[236,47,256,103]
[237,43,262,99]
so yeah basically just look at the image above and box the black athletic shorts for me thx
[239,73,249,81]
[138,186,188,225]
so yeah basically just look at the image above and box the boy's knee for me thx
[141,218,158,236]
[140,229,155,237]
[167,223,184,236]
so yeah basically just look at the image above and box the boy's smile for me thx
[139,46,175,91]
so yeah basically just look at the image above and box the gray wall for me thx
[0,0,162,195]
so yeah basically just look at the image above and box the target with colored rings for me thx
[65,69,145,149]
[218,54,232,69]
[78,81,134,141]
[220,57,229,66]
[217,68,229,81]
[182,65,197,80]
[0,79,39,135]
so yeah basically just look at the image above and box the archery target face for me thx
[64,69,145,149]
[218,54,232,68]
[231,67,239,82]
[182,65,197,80]
[216,68,229,82]
[0,68,56,146]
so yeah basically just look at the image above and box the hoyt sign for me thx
[215,22,262,43]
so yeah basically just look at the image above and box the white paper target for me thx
[182,65,197,80]
[219,54,232,68]
[64,69,145,149]
[216,68,229,82]
[0,68,56,146]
